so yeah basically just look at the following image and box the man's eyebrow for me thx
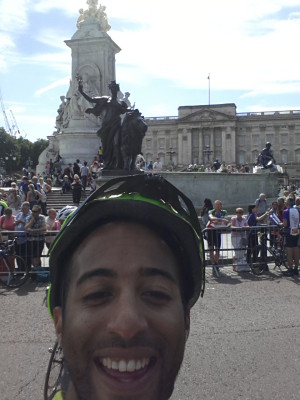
[76,269,117,287]
[139,267,177,284]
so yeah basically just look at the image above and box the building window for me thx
[171,138,177,149]
[214,153,221,162]
[295,150,300,164]
[215,132,222,147]
[281,134,288,145]
[204,135,210,146]
[238,152,245,164]
[253,135,259,146]
[295,133,300,145]
[146,138,152,149]
[266,134,274,144]
[281,150,288,164]
[238,136,245,146]
[158,138,165,149]
[252,150,259,163]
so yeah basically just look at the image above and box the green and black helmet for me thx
[48,174,205,316]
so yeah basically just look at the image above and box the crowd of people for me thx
[187,159,252,173]
[200,185,300,276]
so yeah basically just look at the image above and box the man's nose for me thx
[107,294,148,340]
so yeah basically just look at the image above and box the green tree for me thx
[0,127,49,174]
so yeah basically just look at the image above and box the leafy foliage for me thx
[0,127,48,174]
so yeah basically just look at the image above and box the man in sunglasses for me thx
[48,174,205,400]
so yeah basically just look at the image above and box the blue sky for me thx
[0,0,300,142]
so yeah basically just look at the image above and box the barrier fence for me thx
[0,225,288,280]
[202,224,287,271]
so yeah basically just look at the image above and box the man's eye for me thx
[82,291,112,303]
[143,290,172,303]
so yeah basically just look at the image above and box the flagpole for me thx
[208,73,210,105]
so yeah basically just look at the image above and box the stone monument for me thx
[38,1,127,173]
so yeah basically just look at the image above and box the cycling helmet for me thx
[56,205,77,222]
[48,174,205,317]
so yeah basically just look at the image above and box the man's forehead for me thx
[69,221,181,281]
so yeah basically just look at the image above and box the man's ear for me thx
[185,307,191,342]
[53,306,63,346]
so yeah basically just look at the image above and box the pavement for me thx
[0,266,299,400]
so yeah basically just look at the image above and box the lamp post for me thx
[283,163,289,186]
[203,145,213,163]
[26,157,34,174]
[4,154,17,174]
[0,157,5,175]
[166,147,176,163]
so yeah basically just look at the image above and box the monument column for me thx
[39,2,122,170]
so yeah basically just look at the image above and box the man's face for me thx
[214,200,222,211]
[54,222,189,400]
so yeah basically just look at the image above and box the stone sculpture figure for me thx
[55,96,66,132]
[120,109,148,171]
[77,0,111,32]
[78,77,129,169]
[257,142,276,169]
[78,76,147,171]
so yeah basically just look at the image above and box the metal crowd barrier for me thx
[0,230,59,269]
[202,224,284,268]
[1,225,286,272]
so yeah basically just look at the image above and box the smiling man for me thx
[48,174,205,400]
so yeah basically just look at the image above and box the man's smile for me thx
[100,357,150,372]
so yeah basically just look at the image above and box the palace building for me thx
[142,103,300,184]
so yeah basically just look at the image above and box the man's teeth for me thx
[102,358,150,372]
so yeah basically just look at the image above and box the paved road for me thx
[1,266,299,400]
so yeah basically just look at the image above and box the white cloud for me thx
[34,76,71,96]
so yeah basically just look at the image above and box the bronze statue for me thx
[78,76,147,171]
[257,142,276,169]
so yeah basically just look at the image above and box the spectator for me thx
[90,160,99,178]
[200,198,213,229]
[71,174,82,206]
[282,197,300,276]
[147,160,153,170]
[26,184,42,210]
[20,176,29,199]
[246,204,270,270]
[231,208,249,272]
[80,161,90,191]
[73,160,81,178]
[61,175,71,194]
[217,161,228,173]
[277,197,286,222]
[25,204,46,271]
[0,197,8,216]
[63,164,73,181]
[153,157,162,171]
[45,209,61,249]
[207,200,230,275]
[0,207,15,241]
[6,188,21,215]
[255,193,267,217]
[14,202,31,270]
[212,159,221,171]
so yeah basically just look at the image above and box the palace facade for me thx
[142,103,300,184]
